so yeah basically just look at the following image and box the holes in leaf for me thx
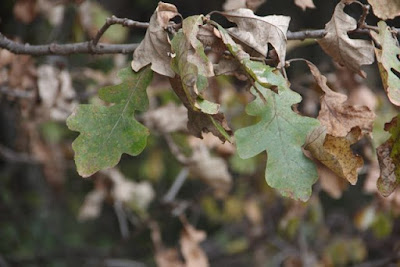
[391,67,400,80]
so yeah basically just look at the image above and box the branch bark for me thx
[0,15,397,56]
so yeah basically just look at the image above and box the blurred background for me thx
[1,0,400,266]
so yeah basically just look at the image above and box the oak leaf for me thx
[371,21,400,106]
[304,126,363,185]
[306,60,375,137]
[367,0,400,20]
[376,116,400,197]
[235,74,320,201]
[67,67,152,177]
[131,2,180,77]
[317,1,374,77]
[218,8,290,66]
[169,76,232,142]
[180,219,209,267]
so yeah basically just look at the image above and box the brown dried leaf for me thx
[37,65,78,121]
[150,221,185,267]
[78,179,107,221]
[219,8,290,66]
[180,219,209,267]
[13,0,38,24]
[102,168,155,210]
[189,144,232,198]
[294,0,315,11]
[376,116,400,197]
[223,0,266,12]
[143,103,188,133]
[170,76,232,142]
[306,61,375,137]
[131,2,180,77]
[376,140,397,197]
[367,0,400,20]
[317,1,374,77]
[304,126,363,185]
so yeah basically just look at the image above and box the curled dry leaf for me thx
[367,0,400,20]
[143,103,188,133]
[304,126,363,185]
[13,0,38,24]
[171,17,218,115]
[306,60,375,137]
[102,168,155,211]
[132,2,180,77]
[189,144,232,198]
[294,0,315,11]
[317,1,374,77]
[376,116,400,197]
[37,65,78,121]
[169,76,233,142]
[218,8,290,66]
[223,0,266,12]
[371,21,400,106]
[180,219,209,267]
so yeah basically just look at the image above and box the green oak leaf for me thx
[66,67,153,177]
[371,21,400,106]
[235,71,320,201]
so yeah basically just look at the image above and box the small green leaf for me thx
[67,67,153,177]
[235,69,320,201]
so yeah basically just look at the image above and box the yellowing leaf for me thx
[131,2,180,77]
[376,116,400,197]
[304,126,363,185]
[306,60,375,137]
[294,0,315,11]
[170,19,232,142]
[218,8,290,66]
[367,0,400,20]
[371,21,400,106]
[235,73,320,201]
[67,67,152,177]
[318,1,374,77]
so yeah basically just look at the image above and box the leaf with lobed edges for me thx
[67,67,152,177]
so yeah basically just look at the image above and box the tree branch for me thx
[0,14,398,56]
[91,15,149,46]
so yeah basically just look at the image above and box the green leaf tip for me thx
[67,67,153,177]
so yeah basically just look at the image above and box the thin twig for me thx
[114,201,130,240]
[163,168,189,203]
[0,144,39,163]
[92,16,148,46]
[0,86,35,99]
[0,33,139,55]
[2,23,399,56]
